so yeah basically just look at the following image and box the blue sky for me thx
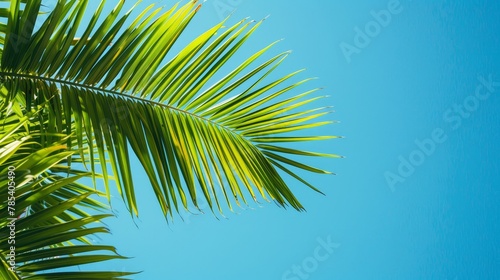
[66,0,500,279]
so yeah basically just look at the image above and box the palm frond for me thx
[0,105,134,279]
[0,0,341,219]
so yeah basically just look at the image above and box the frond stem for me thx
[0,71,238,136]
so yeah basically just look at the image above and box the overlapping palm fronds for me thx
[0,100,134,279]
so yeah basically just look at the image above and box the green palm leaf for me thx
[0,105,134,279]
[0,0,340,220]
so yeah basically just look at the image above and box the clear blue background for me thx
[67,0,500,279]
